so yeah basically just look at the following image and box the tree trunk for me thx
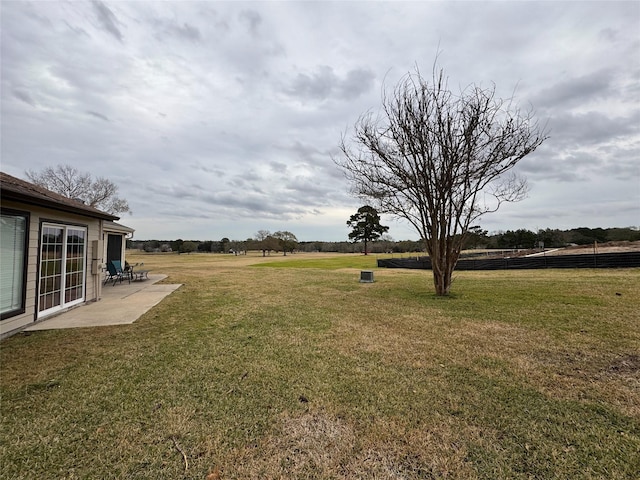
[431,254,456,296]
[431,265,448,296]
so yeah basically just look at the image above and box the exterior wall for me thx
[0,199,104,337]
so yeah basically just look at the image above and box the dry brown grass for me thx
[2,252,638,479]
[227,406,479,479]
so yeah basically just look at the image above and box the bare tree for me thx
[26,164,130,215]
[336,67,548,295]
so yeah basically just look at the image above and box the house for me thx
[0,172,134,338]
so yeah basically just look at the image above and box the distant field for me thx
[253,252,420,270]
[1,252,638,479]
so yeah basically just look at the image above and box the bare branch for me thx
[25,165,131,215]
[335,64,548,295]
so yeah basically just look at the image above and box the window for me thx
[1,210,29,319]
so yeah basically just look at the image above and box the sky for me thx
[1,1,639,242]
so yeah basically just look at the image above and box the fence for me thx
[377,251,640,271]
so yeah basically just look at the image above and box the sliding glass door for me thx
[39,224,86,317]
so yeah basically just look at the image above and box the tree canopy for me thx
[347,205,389,255]
[273,231,298,255]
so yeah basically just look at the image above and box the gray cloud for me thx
[63,20,90,38]
[86,110,109,121]
[286,66,375,102]
[239,10,262,36]
[1,1,638,240]
[533,70,615,110]
[152,17,202,43]
[549,110,639,148]
[340,68,376,98]
[269,161,287,173]
[92,1,123,42]
[285,176,336,205]
[167,22,201,42]
[288,66,336,100]
[13,90,36,107]
[520,150,600,183]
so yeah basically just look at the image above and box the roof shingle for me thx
[1,171,119,221]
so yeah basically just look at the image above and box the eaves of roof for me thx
[103,220,135,234]
[1,171,119,221]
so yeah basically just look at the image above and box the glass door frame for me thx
[38,222,87,318]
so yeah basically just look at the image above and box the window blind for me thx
[0,213,27,316]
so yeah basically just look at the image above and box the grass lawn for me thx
[1,252,639,479]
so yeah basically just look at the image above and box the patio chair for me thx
[113,260,132,279]
[130,262,150,281]
[105,261,131,286]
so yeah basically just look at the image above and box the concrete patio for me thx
[25,274,182,331]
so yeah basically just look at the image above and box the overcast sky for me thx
[2,1,639,242]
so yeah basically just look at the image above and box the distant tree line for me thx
[459,226,640,250]
[129,230,299,256]
[127,226,639,255]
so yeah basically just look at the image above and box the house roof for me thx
[1,171,119,221]
[103,220,135,235]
